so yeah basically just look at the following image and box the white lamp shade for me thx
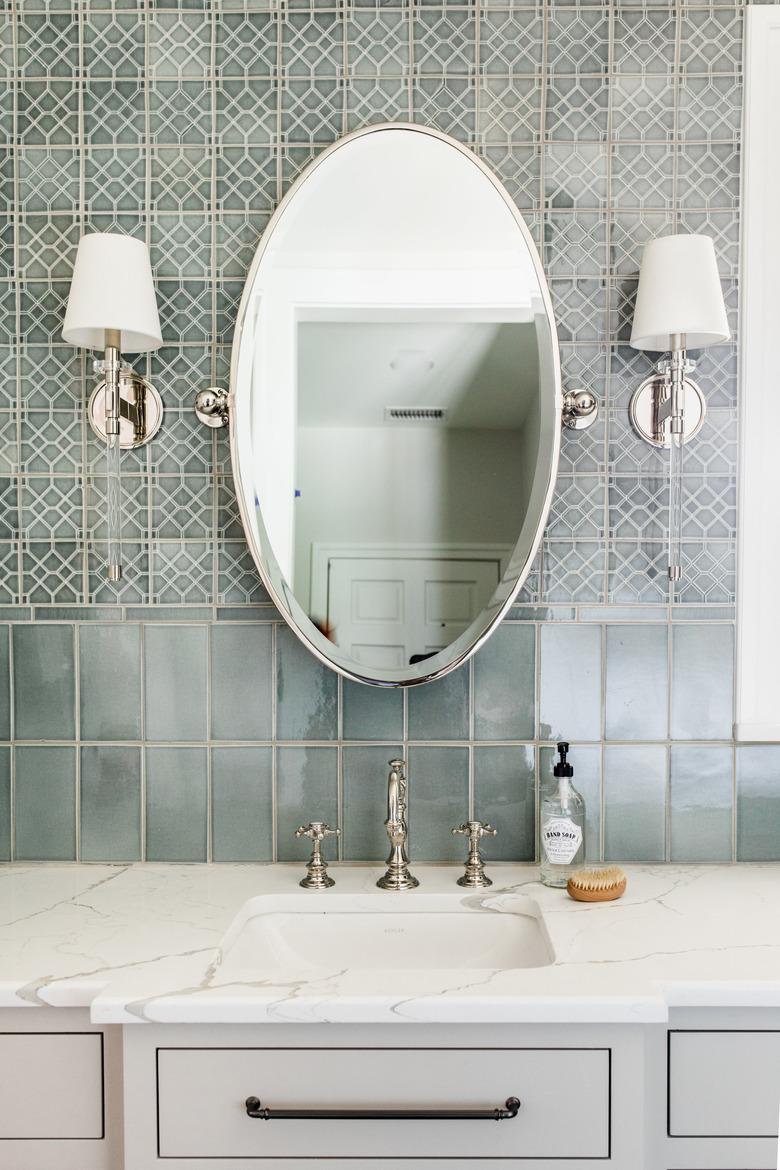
[62,233,162,352]
[630,233,730,352]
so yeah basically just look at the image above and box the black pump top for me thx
[554,741,573,778]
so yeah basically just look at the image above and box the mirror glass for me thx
[231,125,561,687]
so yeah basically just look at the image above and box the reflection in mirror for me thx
[232,125,560,685]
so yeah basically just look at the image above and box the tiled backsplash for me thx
[0,1,768,865]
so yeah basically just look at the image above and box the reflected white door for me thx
[327,557,500,668]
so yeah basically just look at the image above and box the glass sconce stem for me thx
[667,337,686,584]
[104,331,123,582]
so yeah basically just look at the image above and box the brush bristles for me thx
[568,866,625,891]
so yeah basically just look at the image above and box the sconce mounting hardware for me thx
[88,361,163,450]
[562,388,599,431]
[195,386,230,429]
[629,361,706,449]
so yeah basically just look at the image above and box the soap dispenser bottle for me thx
[540,742,585,888]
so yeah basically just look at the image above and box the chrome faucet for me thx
[377,758,419,890]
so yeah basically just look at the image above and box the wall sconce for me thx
[62,233,163,582]
[629,234,730,582]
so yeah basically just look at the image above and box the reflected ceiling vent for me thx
[384,407,448,424]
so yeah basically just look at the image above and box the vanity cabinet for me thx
[0,1008,122,1170]
[123,1022,645,1170]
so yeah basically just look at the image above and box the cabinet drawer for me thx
[0,1032,104,1140]
[669,1030,780,1138]
[157,1046,610,1160]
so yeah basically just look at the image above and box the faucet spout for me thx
[377,758,419,891]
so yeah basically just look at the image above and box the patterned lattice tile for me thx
[610,75,675,142]
[0,89,11,145]
[544,142,607,211]
[88,541,149,605]
[148,345,214,412]
[679,8,744,76]
[17,215,80,281]
[18,148,80,214]
[0,477,18,539]
[481,143,542,211]
[18,345,84,410]
[216,78,278,150]
[610,142,675,210]
[83,80,146,147]
[546,76,609,142]
[549,278,607,344]
[547,476,605,540]
[609,344,654,409]
[20,408,82,475]
[344,76,412,133]
[150,146,212,214]
[280,10,344,80]
[149,81,213,146]
[546,8,610,76]
[83,147,146,216]
[346,9,410,76]
[155,280,213,345]
[152,409,214,476]
[478,9,543,78]
[16,10,79,78]
[676,140,740,212]
[217,541,269,605]
[609,211,674,277]
[22,539,85,604]
[18,281,69,346]
[148,10,212,81]
[151,474,214,540]
[681,478,737,541]
[608,541,669,604]
[215,213,267,279]
[215,11,278,79]
[86,475,149,543]
[0,542,19,604]
[0,218,12,280]
[150,215,213,281]
[83,10,146,80]
[690,344,738,410]
[674,542,736,605]
[18,80,79,146]
[412,9,476,77]
[20,475,83,541]
[82,213,147,245]
[681,410,738,477]
[543,212,607,278]
[677,75,742,142]
[609,409,667,476]
[410,76,476,141]
[477,76,541,144]
[557,411,607,475]
[560,344,608,401]
[215,280,244,344]
[280,76,343,145]
[0,346,17,409]
[609,475,668,541]
[216,145,278,213]
[678,211,740,277]
[607,277,637,345]
[152,540,214,605]
[216,474,243,540]
[543,541,605,604]
[612,8,677,76]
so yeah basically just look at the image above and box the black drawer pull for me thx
[245,1096,521,1122]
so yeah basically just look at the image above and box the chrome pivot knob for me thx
[452,820,498,888]
[294,821,340,889]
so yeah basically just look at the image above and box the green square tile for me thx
[342,681,403,742]
[80,624,142,740]
[407,663,469,741]
[15,745,76,861]
[0,747,9,860]
[144,625,208,742]
[671,745,732,863]
[407,746,468,863]
[80,745,142,861]
[13,624,75,739]
[474,623,535,740]
[212,746,273,862]
[211,624,272,741]
[146,746,207,862]
[276,745,338,862]
[474,745,535,863]
[342,744,403,862]
[276,626,337,740]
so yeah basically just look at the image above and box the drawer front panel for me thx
[0,1032,104,1140]
[157,1046,610,1160]
[669,1031,780,1138]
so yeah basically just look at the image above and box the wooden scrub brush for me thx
[567,865,627,903]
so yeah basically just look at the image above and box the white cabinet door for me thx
[0,1032,103,1139]
[669,1030,780,1138]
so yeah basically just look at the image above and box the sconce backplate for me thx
[629,374,706,449]
[88,373,164,450]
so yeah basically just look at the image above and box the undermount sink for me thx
[217,895,554,974]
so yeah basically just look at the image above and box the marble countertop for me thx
[1,862,779,1024]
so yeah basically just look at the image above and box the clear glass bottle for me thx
[540,742,585,888]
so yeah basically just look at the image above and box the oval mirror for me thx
[230,124,561,687]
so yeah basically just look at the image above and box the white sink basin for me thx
[218,895,554,974]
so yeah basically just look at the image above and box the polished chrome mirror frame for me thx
[223,123,563,688]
